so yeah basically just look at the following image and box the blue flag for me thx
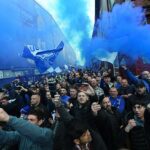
[22,41,64,73]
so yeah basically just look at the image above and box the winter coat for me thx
[0,116,53,150]
[63,130,107,150]
[94,107,125,150]
[125,112,150,150]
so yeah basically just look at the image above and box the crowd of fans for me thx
[0,66,150,150]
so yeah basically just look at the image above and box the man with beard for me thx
[91,97,125,150]
[67,87,78,109]
[52,92,107,150]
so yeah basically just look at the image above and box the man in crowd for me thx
[127,83,150,112]
[91,78,104,102]
[60,88,70,105]
[122,66,150,92]
[64,119,107,150]
[124,101,150,150]
[109,87,125,113]
[68,87,78,108]
[0,108,53,150]
[118,79,135,111]
[91,97,125,150]
[100,75,114,96]
[118,79,135,99]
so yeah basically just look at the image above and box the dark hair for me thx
[103,75,111,78]
[28,107,45,121]
[69,86,78,91]
[67,119,88,140]
[136,82,145,88]
[31,93,41,97]
[1,95,9,100]
[132,100,147,107]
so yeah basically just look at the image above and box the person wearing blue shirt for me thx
[122,66,150,93]
[109,87,125,113]
[60,88,70,105]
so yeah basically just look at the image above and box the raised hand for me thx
[125,119,136,133]
[91,102,101,116]
[0,108,10,123]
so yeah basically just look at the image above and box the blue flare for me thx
[88,2,150,64]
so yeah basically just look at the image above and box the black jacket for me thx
[54,105,107,150]
[94,107,124,150]
[125,112,150,150]
[63,130,107,150]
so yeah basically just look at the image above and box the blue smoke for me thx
[0,0,76,71]
[87,2,150,65]
[53,0,93,65]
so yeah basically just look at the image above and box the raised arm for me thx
[0,130,20,146]
[8,116,53,144]
[122,66,139,84]
[0,108,53,145]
